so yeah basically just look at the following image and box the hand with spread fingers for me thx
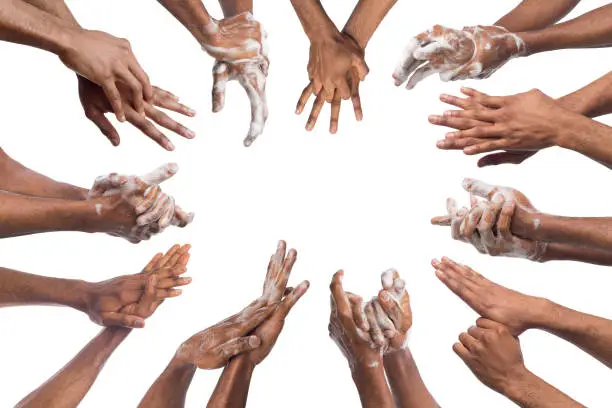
[433,258,545,336]
[78,76,196,150]
[87,163,194,243]
[86,244,192,328]
[174,298,277,370]
[296,32,368,134]
[431,178,546,261]
[394,25,526,90]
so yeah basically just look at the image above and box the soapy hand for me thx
[431,179,546,261]
[329,271,383,370]
[211,40,269,146]
[201,12,265,63]
[393,25,526,90]
[296,32,368,133]
[88,163,194,243]
[174,297,277,369]
[78,76,195,150]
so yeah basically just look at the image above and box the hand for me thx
[296,32,368,133]
[88,164,194,242]
[85,244,192,328]
[393,25,526,90]
[433,258,546,336]
[261,240,296,303]
[437,88,573,157]
[201,12,265,62]
[454,318,528,394]
[60,29,153,120]
[376,269,412,352]
[430,90,537,167]
[78,76,195,150]
[174,298,277,369]
[212,55,269,147]
[329,271,383,371]
[431,178,545,259]
[246,281,309,365]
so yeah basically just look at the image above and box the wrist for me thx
[501,367,542,404]
[167,355,198,378]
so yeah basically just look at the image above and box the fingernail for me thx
[440,94,451,100]
[432,259,440,267]
[166,141,175,151]
[185,129,196,139]
[428,115,441,123]
[436,140,447,148]
[380,291,390,301]
[187,108,197,116]
[249,335,261,348]
[135,319,145,328]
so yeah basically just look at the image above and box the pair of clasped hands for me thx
[74,12,267,149]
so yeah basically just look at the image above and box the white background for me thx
[1,0,612,407]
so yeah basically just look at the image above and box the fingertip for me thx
[249,335,261,348]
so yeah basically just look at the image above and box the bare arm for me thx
[519,4,612,55]
[539,243,612,266]
[207,355,253,408]
[137,356,196,408]
[219,0,252,16]
[496,0,581,32]
[0,148,87,200]
[503,369,585,407]
[21,0,79,25]
[16,327,131,408]
[342,0,398,49]
[558,71,612,118]
[383,348,439,408]
[156,0,213,45]
[290,0,338,41]
[0,267,88,309]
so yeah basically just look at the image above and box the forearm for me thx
[0,0,76,54]
[138,356,196,408]
[517,213,612,253]
[219,0,252,16]
[207,355,254,408]
[0,190,99,238]
[16,327,131,408]
[21,0,80,26]
[502,369,585,407]
[558,72,612,118]
[495,0,580,32]
[342,0,397,49]
[535,300,612,369]
[518,4,612,55]
[351,362,394,408]
[0,267,89,309]
[540,243,612,266]
[289,0,338,41]
[0,148,88,200]
[157,0,213,45]
[383,348,439,408]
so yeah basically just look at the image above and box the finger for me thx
[152,87,196,117]
[212,62,229,113]
[378,290,403,328]
[433,259,477,303]
[329,270,351,316]
[89,173,127,198]
[157,276,192,289]
[128,60,153,102]
[439,93,476,110]
[451,207,468,240]
[365,302,386,346]
[278,247,297,295]
[459,332,480,351]
[158,199,175,229]
[86,110,120,146]
[372,299,395,334]
[306,92,325,131]
[478,152,534,168]
[452,341,471,362]
[463,206,484,238]
[135,185,162,215]
[429,114,487,131]
[443,109,498,124]
[102,80,126,122]
[347,293,369,332]
[99,311,145,328]
[393,37,421,86]
[330,90,341,134]
[464,140,512,156]
[478,203,498,246]
[462,178,497,200]
[406,63,437,90]
[157,244,181,268]
[277,280,310,318]
[140,163,179,186]
[355,58,369,81]
[242,69,267,147]
[165,244,192,269]
[217,335,261,359]
[476,317,505,330]
[143,252,164,274]
[296,83,314,115]
[172,205,195,227]
[467,325,487,339]
[126,108,174,151]
[118,66,145,116]
[135,274,159,316]
[145,105,196,140]
[497,201,516,241]
[461,87,505,109]
[137,193,172,226]
[349,70,363,121]
[237,304,277,334]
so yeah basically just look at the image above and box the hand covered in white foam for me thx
[88,163,194,243]
[201,12,265,63]
[431,179,546,261]
[373,269,412,353]
[211,34,269,147]
[394,25,526,90]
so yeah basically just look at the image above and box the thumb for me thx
[462,178,496,199]
[212,62,230,113]
[139,163,179,186]
[478,152,533,168]
[354,58,369,81]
